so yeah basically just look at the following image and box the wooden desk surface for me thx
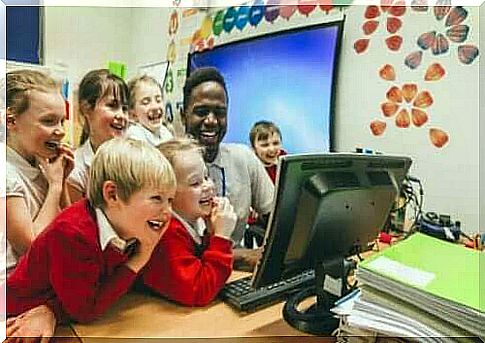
[71,272,333,341]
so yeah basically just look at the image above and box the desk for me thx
[51,325,81,343]
[71,272,333,341]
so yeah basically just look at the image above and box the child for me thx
[249,120,287,183]
[67,69,129,202]
[6,138,176,324]
[5,69,74,275]
[141,138,236,306]
[125,75,173,146]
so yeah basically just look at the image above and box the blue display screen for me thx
[189,23,342,153]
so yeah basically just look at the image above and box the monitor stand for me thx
[282,258,355,335]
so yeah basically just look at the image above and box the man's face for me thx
[184,81,227,162]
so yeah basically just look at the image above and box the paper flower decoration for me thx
[354,0,406,54]
[405,5,479,68]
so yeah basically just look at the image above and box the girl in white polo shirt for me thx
[125,75,173,146]
[5,69,74,274]
[67,69,129,203]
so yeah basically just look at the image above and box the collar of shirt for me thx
[172,211,207,245]
[95,207,126,251]
[82,140,95,168]
[6,145,41,180]
[206,143,228,169]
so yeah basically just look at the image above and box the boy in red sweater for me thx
[6,139,176,331]
[141,138,237,306]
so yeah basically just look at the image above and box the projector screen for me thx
[188,21,343,153]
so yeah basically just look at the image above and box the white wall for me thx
[130,7,171,73]
[44,6,134,84]
[168,5,482,234]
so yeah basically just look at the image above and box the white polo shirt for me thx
[207,143,274,247]
[5,146,49,269]
[67,140,95,196]
[125,122,173,147]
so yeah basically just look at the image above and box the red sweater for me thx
[141,216,233,306]
[6,200,137,324]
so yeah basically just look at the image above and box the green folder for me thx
[360,233,484,312]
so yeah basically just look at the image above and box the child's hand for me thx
[209,197,237,240]
[58,143,75,181]
[38,144,75,188]
[125,215,169,273]
[6,305,56,343]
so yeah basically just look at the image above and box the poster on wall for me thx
[138,61,170,91]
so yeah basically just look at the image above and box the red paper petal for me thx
[429,128,449,148]
[365,5,380,19]
[354,39,370,54]
[386,86,403,103]
[395,109,410,128]
[379,64,396,81]
[385,35,403,51]
[387,17,402,34]
[363,20,379,35]
[424,63,446,81]
[411,108,428,127]
[370,120,387,136]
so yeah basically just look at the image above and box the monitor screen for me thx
[252,153,412,288]
[188,21,343,153]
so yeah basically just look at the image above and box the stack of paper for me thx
[339,233,484,340]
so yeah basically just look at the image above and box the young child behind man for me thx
[141,138,237,306]
[249,120,286,184]
[6,138,176,325]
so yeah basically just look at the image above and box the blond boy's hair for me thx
[157,138,204,166]
[6,69,60,116]
[89,138,176,208]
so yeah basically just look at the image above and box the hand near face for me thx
[6,305,56,343]
[38,143,75,188]
[208,197,237,240]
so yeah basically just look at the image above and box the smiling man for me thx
[182,67,274,270]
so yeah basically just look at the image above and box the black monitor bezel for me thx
[186,18,345,153]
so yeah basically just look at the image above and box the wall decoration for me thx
[354,2,406,54]
[182,8,198,18]
[167,40,177,62]
[319,0,334,13]
[236,6,250,30]
[372,63,449,148]
[297,0,317,17]
[169,11,179,36]
[424,63,445,81]
[410,0,428,13]
[213,10,225,36]
[165,102,174,123]
[200,15,213,39]
[265,0,280,23]
[280,5,297,20]
[223,7,237,33]
[429,128,449,148]
[164,68,174,94]
[249,1,265,27]
[370,120,387,136]
[404,6,479,68]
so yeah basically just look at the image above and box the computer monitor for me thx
[252,153,412,334]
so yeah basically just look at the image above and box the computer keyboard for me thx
[219,270,315,312]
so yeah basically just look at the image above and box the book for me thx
[356,233,484,337]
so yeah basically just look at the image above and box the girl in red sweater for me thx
[141,138,237,306]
